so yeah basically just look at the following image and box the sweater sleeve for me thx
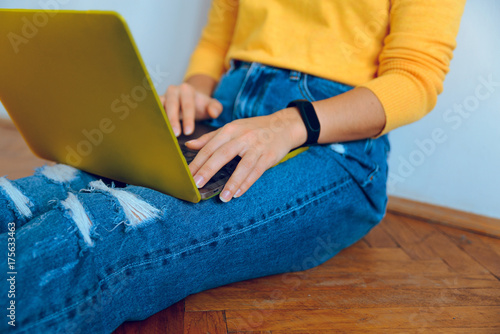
[359,0,466,135]
[184,0,239,81]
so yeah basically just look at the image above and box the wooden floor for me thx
[1,119,500,333]
[112,218,500,334]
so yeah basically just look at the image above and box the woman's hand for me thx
[186,108,307,202]
[159,80,223,137]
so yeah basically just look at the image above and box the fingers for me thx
[188,130,233,178]
[218,150,259,202]
[188,135,278,202]
[185,117,292,203]
[179,83,195,135]
[207,99,223,119]
[220,152,275,202]
[162,82,224,137]
[185,130,218,150]
[192,140,246,189]
[164,85,181,137]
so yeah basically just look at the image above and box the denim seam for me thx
[332,152,380,188]
[363,138,374,154]
[298,74,315,102]
[176,176,352,253]
[362,163,380,187]
[301,74,354,102]
[22,177,354,331]
[232,62,257,120]
[302,74,316,101]
[249,74,273,117]
[119,176,351,263]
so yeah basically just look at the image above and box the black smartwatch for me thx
[287,99,320,147]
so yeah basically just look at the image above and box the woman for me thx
[1,0,465,333]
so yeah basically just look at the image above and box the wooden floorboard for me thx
[386,215,490,274]
[183,311,227,334]
[113,300,185,334]
[387,195,500,238]
[1,118,500,333]
[363,223,399,248]
[225,306,500,331]
[270,330,500,334]
[438,225,500,279]
[0,119,53,179]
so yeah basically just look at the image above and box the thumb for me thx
[207,99,223,119]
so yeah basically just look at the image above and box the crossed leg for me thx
[0,141,388,334]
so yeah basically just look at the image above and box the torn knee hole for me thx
[39,164,78,183]
[0,177,33,219]
[61,193,94,246]
[88,180,160,226]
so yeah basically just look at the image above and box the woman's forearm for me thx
[182,74,386,146]
[279,87,387,148]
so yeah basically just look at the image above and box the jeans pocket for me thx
[212,64,233,98]
[212,60,243,99]
[299,74,353,102]
[327,139,381,188]
[209,60,252,127]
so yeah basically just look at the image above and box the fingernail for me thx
[185,126,193,135]
[185,139,194,145]
[194,175,204,188]
[220,190,231,202]
[173,126,180,137]
[210,105,222,117]
[234,189,242,198]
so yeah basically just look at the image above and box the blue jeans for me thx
[0,60,390,333]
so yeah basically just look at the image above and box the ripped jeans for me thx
[0,60,390,333]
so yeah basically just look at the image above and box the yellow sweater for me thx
[185,0,466,135]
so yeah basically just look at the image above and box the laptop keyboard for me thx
[180,143,241,189]
[180,145,198,164]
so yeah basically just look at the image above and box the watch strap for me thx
[287,99,320,146]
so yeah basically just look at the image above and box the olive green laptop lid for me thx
[0,9,201,202]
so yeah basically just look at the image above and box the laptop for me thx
[0,9,307,203]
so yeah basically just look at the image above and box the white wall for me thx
[386,0,500,219]
[1,1,499,219]
[0,0,211,116]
